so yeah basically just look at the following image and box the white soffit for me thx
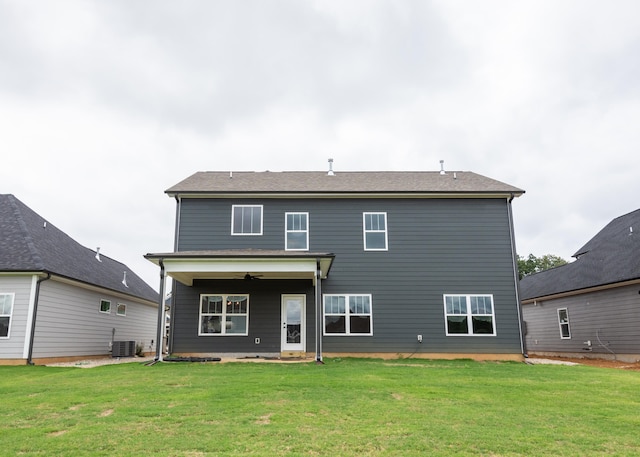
[162,257,331,285]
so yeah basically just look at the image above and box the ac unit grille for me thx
[112,340,136,358]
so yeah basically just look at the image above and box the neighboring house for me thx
[520,209,640,363]
[0,194,159,365]
[145,168,525,362]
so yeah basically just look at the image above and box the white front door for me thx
[281,294,305,352]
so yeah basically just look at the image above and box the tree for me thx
[517,253,568,279]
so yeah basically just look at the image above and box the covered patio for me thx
[145,250,335,362]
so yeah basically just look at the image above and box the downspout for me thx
[315,260,324,363]
[173,196,181,252]
[154,259,166,362]
[167,196,181,354]
[507,194,527,357]
[27,272,51,365]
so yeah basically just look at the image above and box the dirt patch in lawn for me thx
[533,356,640,371]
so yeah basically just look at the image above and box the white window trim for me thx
[323,294,373,336]
[443,294,496,336]
[285,212,309,251]
[231,205,263,236]
[99,299,111,314]
[116,303,126,316]
[363,212,388,251]
[199,294,250,336]
[557,308,571,339]
[0,293,15,339]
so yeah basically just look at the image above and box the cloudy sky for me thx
[1,1,639,290]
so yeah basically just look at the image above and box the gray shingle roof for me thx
[166,171,524,195]
[0,194,158,303]
[520,208,640,300]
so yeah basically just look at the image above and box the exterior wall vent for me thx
[112,340,136,357]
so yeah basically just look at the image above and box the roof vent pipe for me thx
[122,271,128,288]
[95,247,102,262]
[439,160,446,175]
[328,158,335,176]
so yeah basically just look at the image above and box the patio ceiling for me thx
[144,250,335,286]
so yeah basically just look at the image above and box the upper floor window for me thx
[285,212,309,250]
[557,308,571,339]
[232,205,263,235]
[444,294,496,336]
[0,293,14,338]
[324,294,373,336]
[116,303,127,316]
[199,294,249,336]
[363,212,387,251]
[99,299,111,314]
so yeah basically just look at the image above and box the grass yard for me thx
[1,358,639,456]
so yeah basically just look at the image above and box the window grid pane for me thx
[0,295,13,315]
[363,213,388,250]
[200,294,249,336]
[0,294,12,338]
[285,212,309,250]
[444,295,495,336]
[324,294,372,335]
[232,205,262,235]
[558,308,571,339]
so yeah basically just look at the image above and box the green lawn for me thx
[1,358,639,456]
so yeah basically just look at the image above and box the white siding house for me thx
[0,194,159,365]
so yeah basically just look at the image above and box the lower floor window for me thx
[557,308,571,339]
[0,293,14,338]
[444,294,496,336]
[199,294,249,336]
[324,294,373,335]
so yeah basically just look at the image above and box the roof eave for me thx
[521,276,640,304]
[166,191,525,199]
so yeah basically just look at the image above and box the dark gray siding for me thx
[174,197,522,355]
[522,284,640,357]
[172,279,314,354]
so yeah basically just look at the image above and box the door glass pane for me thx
[286,300,301,344]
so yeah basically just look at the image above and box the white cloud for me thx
[1,0,639,286]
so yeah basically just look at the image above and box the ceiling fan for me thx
[241,273,262,280]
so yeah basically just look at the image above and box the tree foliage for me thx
[517,253,568,279]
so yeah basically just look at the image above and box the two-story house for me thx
[145,168,525,362]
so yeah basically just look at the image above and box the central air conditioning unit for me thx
[112,340,136,358]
